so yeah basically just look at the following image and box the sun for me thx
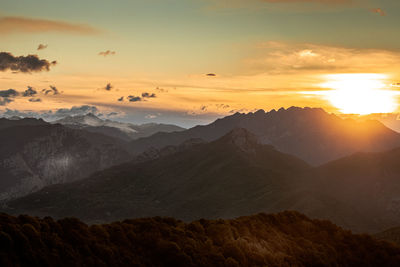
[319,74,398,115]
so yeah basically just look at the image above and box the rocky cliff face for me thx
[0,122,132,201]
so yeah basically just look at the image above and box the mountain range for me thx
[2,107,400,234]
[129,107,400,165]
[4,126,400,233]
[53,113,185,141]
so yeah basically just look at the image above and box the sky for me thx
[1,0,400,127]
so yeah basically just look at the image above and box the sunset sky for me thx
[1,0,400,127]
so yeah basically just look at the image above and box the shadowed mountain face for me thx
[1,211,399,267]
[310,148,400,232]
[53,113,185,141]
[4,129,311,223]
[129,107,400,165]
[0,119,133,200]
[5,128,400,233]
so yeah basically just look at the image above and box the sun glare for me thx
[319,74,398,115]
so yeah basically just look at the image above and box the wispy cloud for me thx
[0,52,57,73]
[37,44,48,50]
[0,16,101,35]
[98,50,116,56]
[141,92,156,98]
[0,97,13,106]
[245,41,400,75]
[370,8,385,16]
[43,85,60,95]
[128,95,142,102]
[28,98,42,102]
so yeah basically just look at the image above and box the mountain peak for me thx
[219,128,259,152]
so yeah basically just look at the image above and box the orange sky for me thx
[1,0,400,126]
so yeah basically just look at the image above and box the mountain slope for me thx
[53,113,185,141]
[3,129,311,223]
[310,148,400,233]
[130,107,400,165]
[1,211,399,267]
[0,120,133,200]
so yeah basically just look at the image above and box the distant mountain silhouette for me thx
[1,211,399,267]
[0,119,133,200]
[53,113,185,141]
[0,117,48,130]
[129,107,400,165]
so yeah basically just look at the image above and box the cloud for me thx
[0,16,101,35]
[370,8,385,16]
[104,83,113,91]
[118,96,124,102]
[1,105,102,120]
[128,95,142,102]
[28,98,42,102]
[98,50,116,56]
[44,85,60,95]
[37,44,48,50]
[0,52,56,73]
[54,105,99,118]
[0,97,13,106]
[141,92,156,98]
[0,89,19,106]
[245,41,400,75]
[0,89,19,98]
[145,114,158,119]
[22,86,37,97]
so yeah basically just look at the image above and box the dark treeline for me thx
[0,211,399,267]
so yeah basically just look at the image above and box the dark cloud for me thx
[44,85,60,95]
[98,50,116,56]
[37,44,48,50]
[141,92,156,98]
[28,98,42,102]
[206,73,216,77]
[22,86,37,97]
[0,16,101,35]
[0,52,56,73]
[370,8,386,16]
[118,96,124,102]
[128,95,142,102]
[0,89,19,98]
[104,83,113,91]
